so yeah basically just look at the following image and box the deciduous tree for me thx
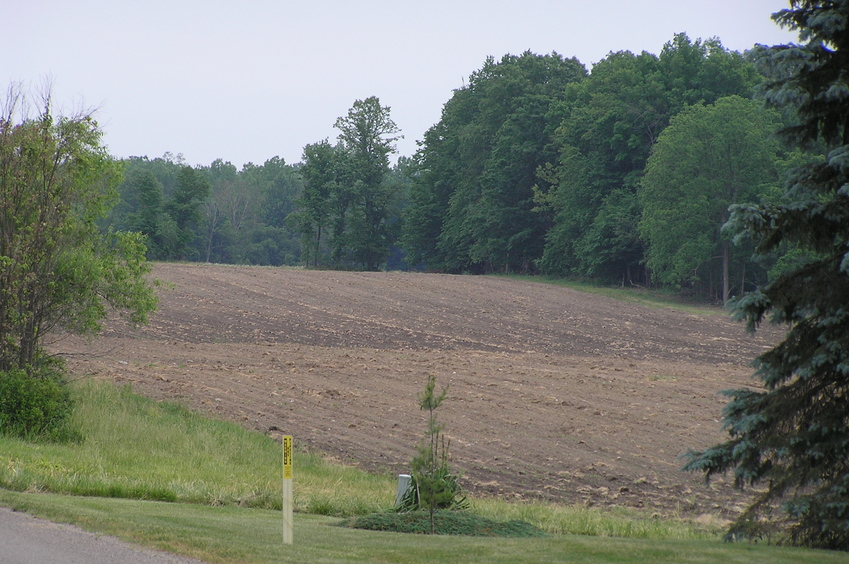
[164,165,210,260]
[639,96,782,301]
[334,96,402,271]
[0,85,157,372]
[292,140,345,267]
[539,35,760,282]
[404,52,586,273]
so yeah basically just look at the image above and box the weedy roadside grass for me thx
[0,380,844,562]
[0,380,394,515]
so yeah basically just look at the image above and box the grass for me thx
[2,491,844,564]
[0,380,394,515]
[469,498,717,540]
[495,274,721,314]
[0,379,845,562]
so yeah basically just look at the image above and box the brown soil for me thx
[52,263,782,518]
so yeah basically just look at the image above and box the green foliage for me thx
[291,140,340,266]
[395,457,468,514]
[539,34,761,282]
[572,188,642,282]
[400,376,467,534]
[90,39,773,289]
[334,96,403,271]
[161,165,210,260]
[108,155,304,265]
[122,169,166,251]
[0,362,79,442]
[404,52,586,273]
[346,510,546,537]
[683,1,849,550]
[0,85,158,372]
[639,95,782,301]
[201,157,302,265]
[291,97,403,270]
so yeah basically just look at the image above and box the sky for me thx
[3,1,799,169]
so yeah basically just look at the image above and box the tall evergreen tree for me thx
[683,1,849,549]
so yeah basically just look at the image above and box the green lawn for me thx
[2,491,844,564]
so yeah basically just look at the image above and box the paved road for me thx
[0,506,203,564]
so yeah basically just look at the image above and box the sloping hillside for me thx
[54,263,781,518]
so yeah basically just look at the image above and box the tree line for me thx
[404,33,802,302]
[102,33,802,302]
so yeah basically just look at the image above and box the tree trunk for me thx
[313,225,321,268]
[722,240,730,303]
[205,209,218,263]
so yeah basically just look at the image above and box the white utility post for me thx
[395,474,412,507]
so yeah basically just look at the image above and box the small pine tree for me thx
[399,376,467,534]
[683,1,849,550]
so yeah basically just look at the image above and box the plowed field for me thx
[53,263,782,519]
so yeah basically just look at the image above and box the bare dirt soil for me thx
[52,263,783,519]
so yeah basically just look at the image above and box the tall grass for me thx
[0,379,715,539]
[471,498,721,540]
[0,380,393,515]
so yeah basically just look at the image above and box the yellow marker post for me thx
[282,435,293,544]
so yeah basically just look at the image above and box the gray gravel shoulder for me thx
[0,506,204,564]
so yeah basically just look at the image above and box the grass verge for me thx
[1,490,843,564]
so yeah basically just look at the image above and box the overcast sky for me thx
[4,1,798,168]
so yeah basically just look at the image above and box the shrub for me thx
[0,361,80,442]
[346,510,546,537]
[396,441,468,513]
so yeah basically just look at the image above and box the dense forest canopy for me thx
[101,32,803,299]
